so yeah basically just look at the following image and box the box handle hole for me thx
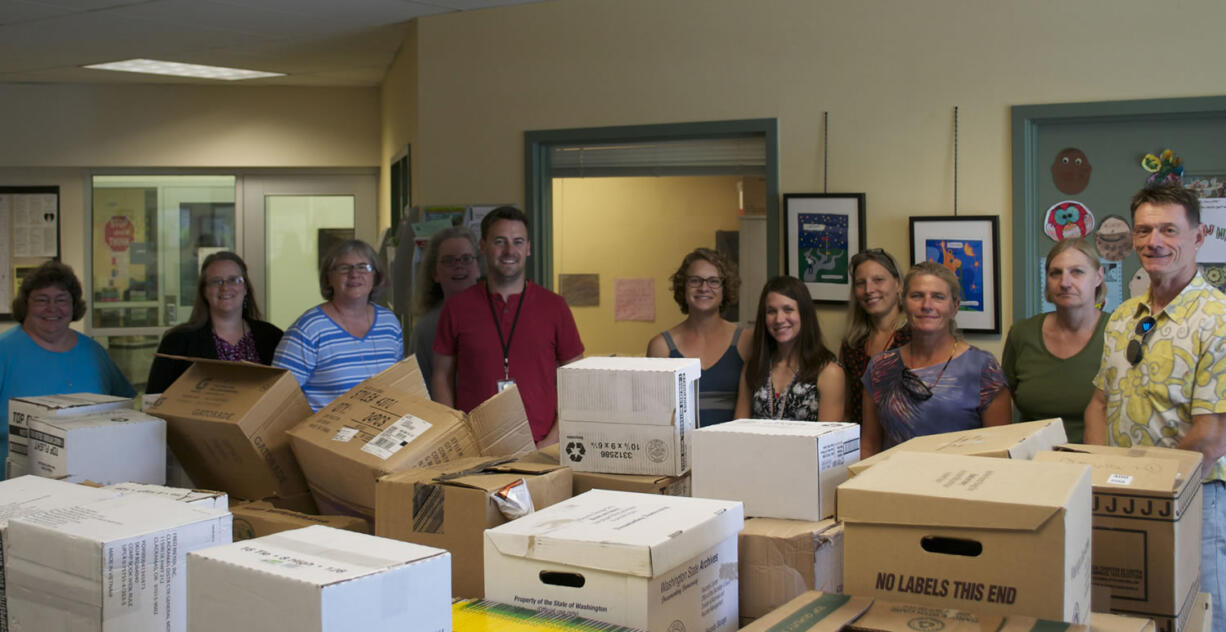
[539,570,586,588]
[920,536,983,557]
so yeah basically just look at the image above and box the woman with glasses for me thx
[861,261,1010,455]
[146,251,283,394]
[648,248,749,426]
[274,239,403,411]
[1002,238,1106,443]
[410,227,480,397]
[839,248,911,425]
[733,275,844,422]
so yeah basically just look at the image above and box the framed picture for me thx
[908,215,1001,334]
[784,193,866,303]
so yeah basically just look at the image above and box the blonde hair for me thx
[902,261,961,336]
[1044,238,1105,305]
[842,249,906,349]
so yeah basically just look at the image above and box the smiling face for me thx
[904,273,959,335]
[23,284,74,345]
[853,259,901,320]
[481,219,530,285]
[1132,202,1203,285]
[1045,248,1103,310]
[684,258,724,315]
[327,251,375,304]
[202,259,247,318]
[763,291,801,346]
[433,236,479,298]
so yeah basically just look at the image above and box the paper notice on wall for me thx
[614,278,654,321]
[1197,198,1226,262]
[12,193,58,257]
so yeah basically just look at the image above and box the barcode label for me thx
[332,427,358,442]
[361,414,432,460]
[1107,473,1134,486]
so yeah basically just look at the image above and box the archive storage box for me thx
[526,445,691,496]
[7,394,131,478]
[27,410,165,484]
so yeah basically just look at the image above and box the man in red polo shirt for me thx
[432,206,584,447]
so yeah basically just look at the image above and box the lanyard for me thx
[485,284,527,380]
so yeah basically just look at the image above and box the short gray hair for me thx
[318,239,386,302]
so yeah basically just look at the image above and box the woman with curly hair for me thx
[647,248,750,427]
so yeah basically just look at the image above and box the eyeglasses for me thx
[331,263,374,275]
[440,254,476,268]
[29,295,72,308]
[206,276,245,289]
[687,276,723,289]
[1126,316,1157,366]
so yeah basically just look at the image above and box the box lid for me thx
[699,419,858,438]
[32,409,162,431]
[9,493,229,541]
[384,456,566,494]
[9,393,131,414]
[485,489,742,578]
[838,452,1090,530]
[1040,444,1202,497]
[850,418,1066,476]
[0,476,119,526]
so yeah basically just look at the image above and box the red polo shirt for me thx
[433,281,584,441]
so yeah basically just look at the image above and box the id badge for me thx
[497,379,517,392]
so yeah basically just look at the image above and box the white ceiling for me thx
[0,0,543,87]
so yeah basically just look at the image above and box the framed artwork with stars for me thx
[784,193,866,303]
[908,215,1001,334]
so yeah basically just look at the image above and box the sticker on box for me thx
[333,427,358,442]
[1106,473,1133,486]
[361,415,431,460]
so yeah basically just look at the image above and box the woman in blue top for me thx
[274,240,403,411]
[647,248,750,426]
[861,261,1011,455]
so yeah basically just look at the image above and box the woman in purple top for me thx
[861,261,1011,456]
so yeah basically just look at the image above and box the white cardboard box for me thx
[8,394,132,479]
[693,419,859,520]
[6,494,231,632]
[26,410,165,485]
[557,357,700,476]
[484,489,743,632]
[104,482,228,511]
[187,525,451,632]
[0,477,120,632]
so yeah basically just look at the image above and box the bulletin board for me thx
[1011,96,1226,323]
[0,186,60,320]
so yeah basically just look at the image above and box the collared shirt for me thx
[1094,272,1226,482]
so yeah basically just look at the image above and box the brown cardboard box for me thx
[1184,592,1211,632]
[847,598,1091,631]
[230,500,369,540]
[849,418,1067,478]
[738,591,872,632]
[839,452,1093,623]
[1089,612,1158,632]
[1035,445,1203,631]
[374,455,571,599]
[739,518,843,622]
[287,358,535,521]
[528,444,692,496]
[145,356,311,500]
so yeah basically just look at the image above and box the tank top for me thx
[662,325,745,427]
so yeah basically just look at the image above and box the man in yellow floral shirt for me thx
[1085,184,1226,630]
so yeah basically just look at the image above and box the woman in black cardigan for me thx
[145,252,282,393]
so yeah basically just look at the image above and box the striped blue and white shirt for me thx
[273,304,404,411]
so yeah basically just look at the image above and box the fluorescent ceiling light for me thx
[84,58,284,81]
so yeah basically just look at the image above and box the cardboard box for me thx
[557,357,700,476]
[287,358,534,521]
[6,494,231,632]
[1184,592,1211,632]
[453,598,647,631]
[1089,612,1158,632]
[230,501,369,541]
[838,451,1093,623]
[26,410,165,484]
[0,477,120,632]
[484,489,743,632]
[187,525,450,632]
[104,482,228,511]
[375,455,572,599]
[145,356,311,501]
[693,419,858,520]
[527,444,691,496]
[7,394,132,479]
[848,418,1067,478]
[1035,445,1203,631]
[738,591,872,632]
[739,518,843,622]
[846,598,1091,631]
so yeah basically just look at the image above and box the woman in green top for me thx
[1002,238,1107,442]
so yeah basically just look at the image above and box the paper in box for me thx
[145,357,311,501]
[484,489,743,632]
[26,410,165,484]
[5,493,231,632]
[186,525,450,632]
[8,394,132,479]
[838,451,1093,623]
[287,358,534,521]
[557,357,700,476]
[738,518,843,623]
[1034,445,1203,631]
[848,418,1067,478]
[375,455,572,599]
[694,419,858,520]
[230,501,369,541]
[738,591,871,632]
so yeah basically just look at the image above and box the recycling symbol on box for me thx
[565,441,586,462]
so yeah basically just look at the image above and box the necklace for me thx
[909,341,957,391]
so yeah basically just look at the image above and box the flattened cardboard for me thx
[7,394,132,478]
[230,501,369,541]
[527,444,692,496]
[849,418,1067,477]
[694,420,858,520]
[738,591,871,632]
[739,518,843,621]
[847,598,1090,631]
[145,356,311,500]
[374,455,572,598]
[1089,612,1158,632]
[839,451,1093,623]
[287,358,533,521]
[27,410,165,484]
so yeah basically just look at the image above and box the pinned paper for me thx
[614,278,654,321]
[1044,201,1094,241]
[559,274,599,307]
[1051,148,1092,195]
[1094,215,1132,262]
[1129,268,1150,299]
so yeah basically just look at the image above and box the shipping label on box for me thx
[849,418,1067,477]
[8,394,133,479]
[27,410,165,484]
[738,518,843,621]
[838,451,1093,623]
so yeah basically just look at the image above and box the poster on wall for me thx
[784,193,866,303]
[909,215,1001,334]
[1,186,60,320]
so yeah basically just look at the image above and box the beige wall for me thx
[388,0,1226,356]
[380,22,420,227]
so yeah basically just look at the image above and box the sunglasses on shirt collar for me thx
[1125,316,1156,366]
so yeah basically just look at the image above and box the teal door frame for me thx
[525,118,780,288]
